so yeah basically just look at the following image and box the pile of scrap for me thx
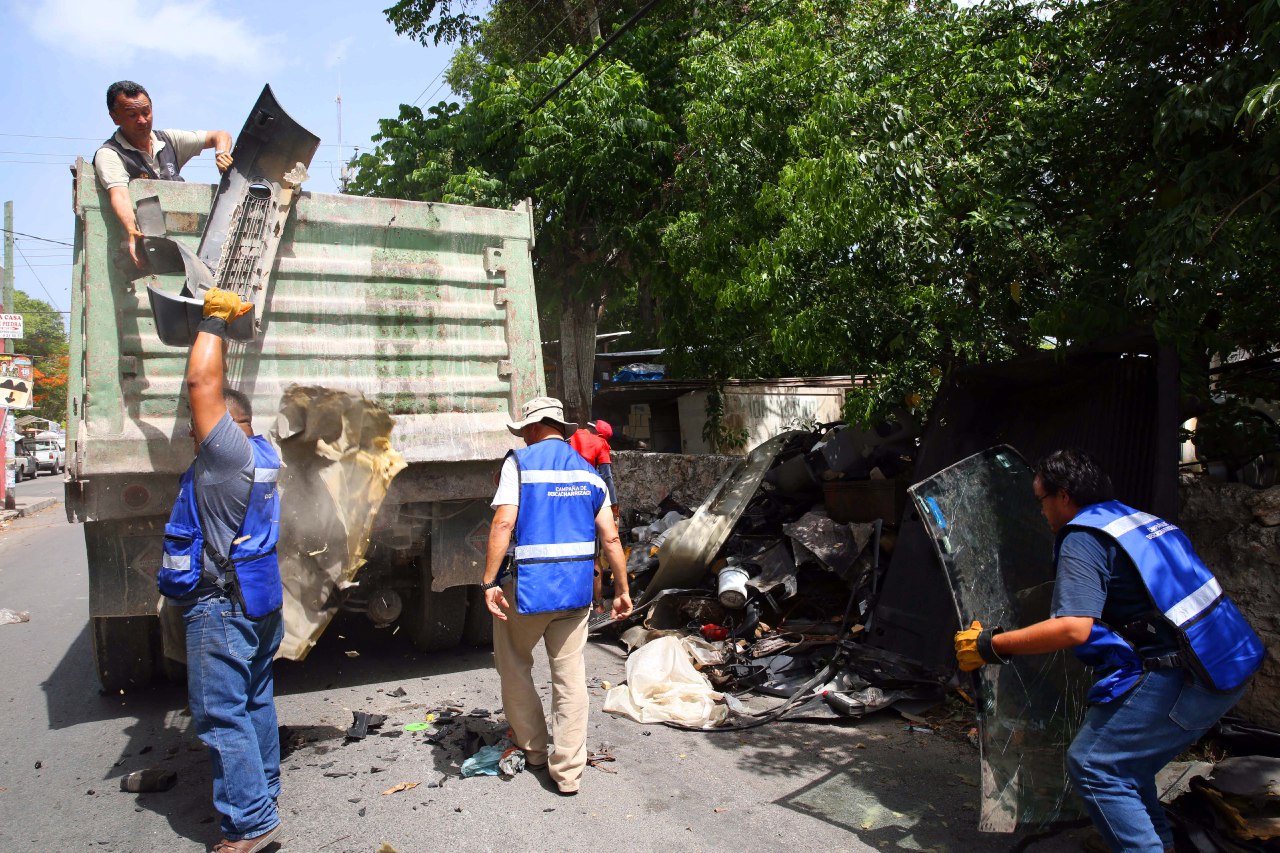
[596,420,946,728]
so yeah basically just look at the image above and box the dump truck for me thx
[66,159,545,690]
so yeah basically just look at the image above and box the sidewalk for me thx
[0,495,59,523]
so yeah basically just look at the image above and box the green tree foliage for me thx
[665,0,1280,417]
[352,1,683,421]
[359,0,1280,424]
[11,290,68,424]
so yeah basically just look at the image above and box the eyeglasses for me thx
[1036,491,1058,504]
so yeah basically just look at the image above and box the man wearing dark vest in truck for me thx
[955,448,1264,852]
[157,287,284,853]
[92,80,234,269]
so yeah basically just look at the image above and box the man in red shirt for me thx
[569,420,617,511]
[569,421,619,610]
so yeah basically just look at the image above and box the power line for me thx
[487,0,667,155]
[489,0,777,160]
[0,132,358,148]
[13,244,69,313]
[2,228,73,248]
[412,0,578,109]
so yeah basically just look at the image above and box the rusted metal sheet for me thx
[68,162,544,523]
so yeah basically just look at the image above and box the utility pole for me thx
[2,200,12,508]
[336,82,349,193]
[2,201,13,355]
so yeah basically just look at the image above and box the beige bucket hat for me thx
[507,396,578,435]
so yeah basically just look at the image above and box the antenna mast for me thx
[336,75,349,193]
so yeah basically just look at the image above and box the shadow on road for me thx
[36,608,503,847]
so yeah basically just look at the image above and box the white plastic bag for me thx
[603,635,728,728]
[0,609,31,625]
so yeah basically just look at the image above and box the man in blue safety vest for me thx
[482,397,633,795]
[157,287,284,853]
[955,448,1263,852]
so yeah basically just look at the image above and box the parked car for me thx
[10,444,39,482]
[19,438,63,475]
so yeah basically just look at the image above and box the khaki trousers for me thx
[492,589,589,792]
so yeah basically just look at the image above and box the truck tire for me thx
[461,584,494,647]
[13,467,22,483]
[92,615,157,692]
[406,558,466,652]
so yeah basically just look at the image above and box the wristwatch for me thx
[481,579,503,590]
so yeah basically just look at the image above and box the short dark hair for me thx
[107,81,149,112]
[1034,448,1114,507]
[222,387,253,423]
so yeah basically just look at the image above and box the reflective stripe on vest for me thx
[514,540,599,561]
[509,439,606,613]
[1062,500,1264,699]
[158,434,282,617]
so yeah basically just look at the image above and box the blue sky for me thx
[0,0,479,323]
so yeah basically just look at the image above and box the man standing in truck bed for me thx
[157,287,285,852]
[93,80,234,268]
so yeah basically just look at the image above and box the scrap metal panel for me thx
[68,162,543,522]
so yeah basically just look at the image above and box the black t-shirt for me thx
[1050,527,1180,657]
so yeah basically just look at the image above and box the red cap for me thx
[592,419,613,439]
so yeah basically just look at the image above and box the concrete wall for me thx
[1178,477,1280,729]
[677,384,847,455]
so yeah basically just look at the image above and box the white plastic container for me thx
[717,561,751,609]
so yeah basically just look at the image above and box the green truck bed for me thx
[67,162,545,687]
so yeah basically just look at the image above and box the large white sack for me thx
[603,635,728,727]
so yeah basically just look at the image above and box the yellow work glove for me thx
[955,620,986,672]
[202,287,252,322]
[957,617,1003,671]
[955,620,1008,672]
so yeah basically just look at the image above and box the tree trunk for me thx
[559,298,598,426]
[564,0,601,43]
[583,0,601,41]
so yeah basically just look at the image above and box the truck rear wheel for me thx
[461,584,494,647]
[406,558,466,652]
[92,615,157,692]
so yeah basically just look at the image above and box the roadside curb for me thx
[0,496,59,522]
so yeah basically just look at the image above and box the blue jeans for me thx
[1067,668,1243,852]
[183,596,283,841]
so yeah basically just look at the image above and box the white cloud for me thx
[325,36,354,69]
[20,0,279,73]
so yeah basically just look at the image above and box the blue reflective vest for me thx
[158,435,282,618]
[1061,500,1264,703]
[507,438,607,614]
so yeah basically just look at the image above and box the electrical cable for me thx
[13,244,69,315]
[483,0,667,156]
[413,0,558,107]
[2,229,73,248]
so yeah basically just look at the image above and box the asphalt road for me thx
[8,469,66,501]
[0,500,1086,853]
